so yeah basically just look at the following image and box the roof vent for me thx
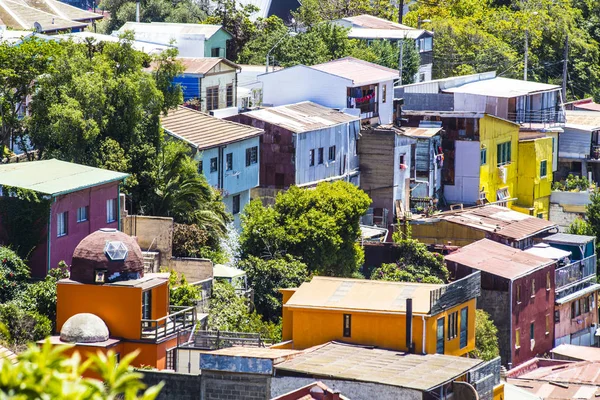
[100,228,118,233]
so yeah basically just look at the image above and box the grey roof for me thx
[0,0,89,32]
[442,77,560,98]
[543,233,596,245]
[0,159,128,196]
[275,342,483,391]
[117,22,226,39]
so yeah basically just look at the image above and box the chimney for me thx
[406,298,413,353]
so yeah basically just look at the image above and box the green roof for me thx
[0,159,129,196]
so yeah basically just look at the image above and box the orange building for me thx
[46,228,196,370]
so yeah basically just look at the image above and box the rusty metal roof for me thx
[312,57,399,86]
[0,345,17,365]
[275,342,483,391]
[439,205,557,240]
[507,378,600,400]
[516,360,600,386]
[162,106,263,150]
[445,239,554,280]
[284,276,443,315]
[243,101,359,133]
[398,126,442,138]
[551,344,600,362]
[178,57,239,75]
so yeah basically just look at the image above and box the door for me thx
[436,317,445,354]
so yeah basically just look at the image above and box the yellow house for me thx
[278,273,481,356]
[513,136,553,219]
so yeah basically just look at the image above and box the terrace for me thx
[141,305,196,341]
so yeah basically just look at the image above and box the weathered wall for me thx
[549,203,585,232]
[141,370,202,400]
[202,370,270,400]
[555,291,597,342]
[409,219,486,247]
[478,289,511,366]
[168,258,213,284]
[122,215,173,266]
[515,137,553,219]
[358,129,395,212]
[444,140,480,205]
[396,89,454,112]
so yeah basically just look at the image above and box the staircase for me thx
[142,251,160,273]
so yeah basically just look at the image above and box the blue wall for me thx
[173,75,200,101]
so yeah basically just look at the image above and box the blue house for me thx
[162,106,263,228]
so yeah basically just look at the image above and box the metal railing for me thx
[181,330,270,350]
[508,108,565,126]
[555,254,597,291]
[140,306,196,341]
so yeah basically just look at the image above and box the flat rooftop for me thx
[275,342,483,392]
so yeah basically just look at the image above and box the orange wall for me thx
[151,284,169,320]
[57,283,143,339]
[281,289,296,341]
[123,336,177,369]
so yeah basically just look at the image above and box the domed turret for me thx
[70,228,144,284]
[60,313,109,343]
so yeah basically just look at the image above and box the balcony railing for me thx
[181,330,270,350]
[508,107,565,126]
[140,306,196,341]
[555,255,597,291]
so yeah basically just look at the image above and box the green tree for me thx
[0,340,163,399]
[208,281,281,343]
[168,270,201,307]
[0,303,51,347]
[469,309,500,361]
[240,181,371,277]
[238,255,308,322]
[291,0,396,28]
[205,0,259,60]
[0,247,30,303]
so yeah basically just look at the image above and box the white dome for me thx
[60,313,109,343]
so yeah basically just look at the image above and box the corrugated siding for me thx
[173,75,200,101]
[415,139,430,172]
[559,128,591,159]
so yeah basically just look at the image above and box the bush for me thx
[469,309,500,361]
[0,246,30,303]
[172,223,226,262]
[168,270,201,307]
[0,302,52,346]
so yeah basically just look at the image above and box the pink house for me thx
[0,159,128,278]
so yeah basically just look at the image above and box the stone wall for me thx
[478,289,511,366]
[140,370,201,400]
[122,214,174,266]
[201,370,271,400]
[549,203,585,232]
[168,257,213,284]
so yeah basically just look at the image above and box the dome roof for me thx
[70,228,144,284]
[60,313,109,343]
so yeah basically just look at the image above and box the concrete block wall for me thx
[478,289,511,366]
[141,370,201,400]
[201,370,271,400]
[549,203,584,232]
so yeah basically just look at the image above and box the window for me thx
[309,149,315,166]
[232,194,240,215]
[226,153,233,171]
[226,84,234,107]
[206,86,219,111]
[142,290,152,321]
[584,296,590,313]
[419,73,426,82]
[545,314,550,335]
[382,84,387,103]
[546,272,551,290]
[436,317,445,354]
[399,154,406,167]
[166,347,176,370]
[572,299,581,318]
[480,148,487,166]
[497,187,510,207]
[516,284,521,303]
[447,311,458,340]
[554,310,560,323]
[57,212,68,237]
[515,328,521,349]
[106,198,117,223]
[343,314,351,337]
[460,307,468,349]
[328,146,336,161]
[537,213,544,219]
[246,146,258,166]
[497,141,512,166]
[589,295,594,312]
[318,147,324,165]
[198,160,203,174]
[210,47,220,57]
[210,157,218,173]
[531,279,535,298]
[540,160,547,178]
[530,322,535,340]
[77,206,88,223]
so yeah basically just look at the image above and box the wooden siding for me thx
[358,130,394,211]
[409,219,486,247]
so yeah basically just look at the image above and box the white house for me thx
[161,106,263,228]
[258,57,398,125]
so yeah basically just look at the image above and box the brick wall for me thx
[141,370,201,400]
[201,370,270,400]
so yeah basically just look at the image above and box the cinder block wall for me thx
[201,370,270,400]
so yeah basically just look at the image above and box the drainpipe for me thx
[422,315,426,354]
[47,197,56,273]
[346,122,351,182]
[509,279,513,366]
[406,298,413,353]
[117,182,122,231]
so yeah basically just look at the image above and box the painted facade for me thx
[513,137,553,219]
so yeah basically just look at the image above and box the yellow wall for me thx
[494,383,505,400]
[281,289,296,341]
[283,299,475,356]
[479,115,520,207]
[514,137,553,219]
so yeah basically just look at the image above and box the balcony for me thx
[555,255,597,293]
[508,107,565,127]
[141,306,196,341]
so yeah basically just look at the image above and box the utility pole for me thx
[523,29,528,81]
[562,33,569,102]
[398,0,404,24]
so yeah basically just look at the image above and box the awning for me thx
[556,283,600,305]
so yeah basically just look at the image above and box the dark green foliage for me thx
[238,255,308,322]
[0,247,30,303]
[208,281,281,343]
[0,302,51,346]
[240,181,371,277]
[172,223,210,257]
[469,309,500,361]
[168,270,201,307]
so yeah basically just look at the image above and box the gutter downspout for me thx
[509,278,513,368]
[118,182,122,231]
[422,315,426,354]
[47,197,56,273]
[346,122,350,182]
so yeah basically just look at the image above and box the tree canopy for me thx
[470,309,500,361]
[240,181,371,277]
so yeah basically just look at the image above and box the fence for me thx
[181,330,270,350]
[140,306,196,341]
[555,255,596,291]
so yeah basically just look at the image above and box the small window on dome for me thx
[104,241,128,261]
[95,269,107,283]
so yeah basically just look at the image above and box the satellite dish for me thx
[33,22,42,33]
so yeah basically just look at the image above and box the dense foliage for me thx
[240,181,371,277]
[0,247,30,303]
[207,281,281,343]
[470,309,500,361]
[0,341,163,399]
[168,270,201,307]
[553,174,593,191]
[238,255,308,322]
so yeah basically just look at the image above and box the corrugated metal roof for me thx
[243,101,359,133]
[343,14,417,30]
[0,345,17,365]
[117,22,224,39]
[178,57,239,75]
[312,57,399,86]
[284,276,444,314]
[0,0,88,32]
[53,32,172,54]
[348,27,428,40]
[398,126,442,138]
[507,378,599,400]
[0,159,129,196]
[551,344,600,362]
[516,360,600,386]
[442,77,560,98]
[524,243,571,260]
[275,342,483,391]
[162,106,262,150]
[565,111,600,130]
[439,205,557,240]
[445,239,554,280]
[16,0,102,21]
[543,233,595,245]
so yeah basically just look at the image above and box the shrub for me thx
[0,302,52,346]
[0,246,30,303]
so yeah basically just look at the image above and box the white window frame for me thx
[77,206,88,223]
[57,212,68,237]
[496,187,510,207]
[106,198,117,223]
